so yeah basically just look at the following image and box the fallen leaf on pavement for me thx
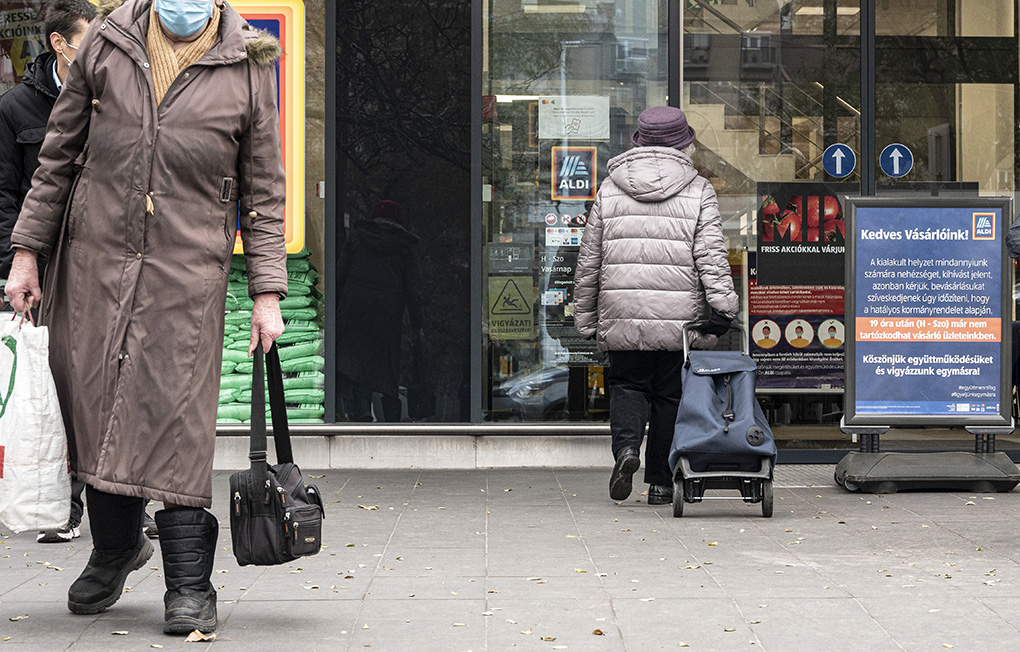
[521,629,533,635]
[9,615,28,622]
[112,631,129,635]
[358,505,378,511]
[184,631,216,642]
[308,474,325,479]
[593,629,605,636]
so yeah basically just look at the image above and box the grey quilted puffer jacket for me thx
[573,146,738,351]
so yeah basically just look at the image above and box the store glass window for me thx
[685,0,861,449]
[482,0,669,421]
[335,0,472,423]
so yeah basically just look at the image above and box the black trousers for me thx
[607,350,684,486]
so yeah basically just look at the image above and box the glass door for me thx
[481,0,668,421]
[684,0,862,450]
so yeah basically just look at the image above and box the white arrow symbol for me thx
[889,148,903,175]
[832,148,845,175]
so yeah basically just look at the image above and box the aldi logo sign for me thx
[973,212,995,240]
[552,146,597,201]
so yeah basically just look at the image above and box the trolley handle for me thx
[682,322,749,359]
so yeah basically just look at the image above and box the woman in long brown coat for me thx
[4,0,287,636]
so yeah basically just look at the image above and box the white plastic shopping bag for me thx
[0,317,71,533]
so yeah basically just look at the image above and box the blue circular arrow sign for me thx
[822,143,856,178]
[879,143,913,178]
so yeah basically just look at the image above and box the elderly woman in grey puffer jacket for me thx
[573,106,738,506]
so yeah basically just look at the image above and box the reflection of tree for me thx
[336,0,472,421]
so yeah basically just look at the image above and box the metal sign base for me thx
[837,418,1018,492]
[834,451,1020,493]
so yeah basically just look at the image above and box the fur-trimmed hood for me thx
[97,0,281,65]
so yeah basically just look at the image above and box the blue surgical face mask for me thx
[155,0,215,38]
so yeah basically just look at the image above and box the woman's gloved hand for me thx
[697,310,733,336]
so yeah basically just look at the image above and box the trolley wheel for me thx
[833,471,843,487]
[843,480,860,492]
[672,477,684,518]
[761,480,773,518]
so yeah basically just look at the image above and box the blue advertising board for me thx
[844,198,1012,426]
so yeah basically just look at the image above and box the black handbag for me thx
[406,339,436,419]
[228,342,324,566]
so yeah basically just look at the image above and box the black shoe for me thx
[142,510,159,539]
[609,447,641,501]
[67,533,153,614]
[156,508,219,635]
[647,484,673,505]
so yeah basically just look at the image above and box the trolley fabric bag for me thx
[0,318,71,533]
[229,342,324,566]
[668,348,777,474]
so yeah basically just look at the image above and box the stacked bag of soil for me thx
[218,249,326,424]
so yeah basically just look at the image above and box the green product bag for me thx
[287,404,325,419]
[221,360,236,375]
[226,341,250,352]
[219,374,253,391]
[228,282,248,296]
[217,404,251,420]
[286,258,311,272]
[234,361,253,374]
[280,308,317,321]
[222,349,249,363]
[283,372,325,390]
[286,283,311,296]
[219,388,237,404]
[275,330,320,346]
[230,257,247,272]
[225,296,255,311]
[217,417,245,424]
[280,355,325,373]
[224,311,252,325]
[289,418,325,424]
[234,388,324,405]
[284,320,318,332]
[279,295,313,309]
[285,389,325,404]
[278,340,322,361]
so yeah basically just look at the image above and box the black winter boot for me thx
[68,487,152,615]
[156,508,219,635]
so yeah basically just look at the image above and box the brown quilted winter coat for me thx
[10,0,288,507]
[573,146,738,352]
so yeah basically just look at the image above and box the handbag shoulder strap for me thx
[250,341,293,483]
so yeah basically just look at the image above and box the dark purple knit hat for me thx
[631,106,696,150]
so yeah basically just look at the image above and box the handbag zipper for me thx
[233,491,241,516]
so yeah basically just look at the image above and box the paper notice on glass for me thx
[538,96,610,140]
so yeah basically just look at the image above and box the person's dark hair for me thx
[42,0,97,54]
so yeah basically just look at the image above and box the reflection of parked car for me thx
[494,366,569,421]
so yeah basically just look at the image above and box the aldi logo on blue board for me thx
[973,212,995,240]
[552,146,597,201]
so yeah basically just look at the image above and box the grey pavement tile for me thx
[358,546,485,577]
[746,598,907,652]
[612,597,764,652]
[217,599,355,648]
[862,595,1020,652]
[347,599,485,650]
[485,598,624,651]
[363,575,488,600]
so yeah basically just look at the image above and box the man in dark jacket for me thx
[0,0,96,544]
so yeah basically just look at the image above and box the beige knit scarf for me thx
[147,2,221,105]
